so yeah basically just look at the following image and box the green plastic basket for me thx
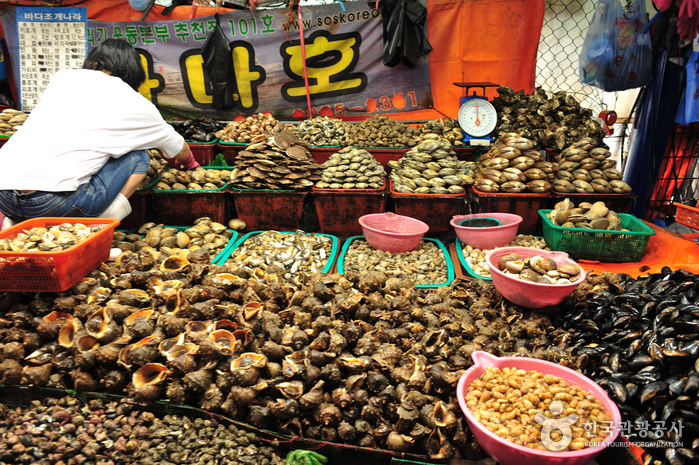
[337,236,455,288]
[539,209,656,262]
[216,230,339,274]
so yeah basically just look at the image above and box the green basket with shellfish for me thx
[337,236,455,288]
[216,230,339,277]
[455,235,549,282]
[539,209,656,262]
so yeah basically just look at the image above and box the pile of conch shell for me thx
[0,108,27,136]
[551,138,632,194]
[343,239,449,285]
[217,113,294,143]
[340,115,420,147]
[224,230,334,280]
[491,86,606,149]
[0,222,102,252]
[140,149,167,189]
[474,133,552,193]
[549,198,629,231]
[315,148,386,190]
[461,235,549,279]
[417,118,465,146]
[389,135,475,194]
[112,217,234,259]
[296,116,347,146]
[154,167,230,191]
[228,131,322,190]
[498,252,581,285]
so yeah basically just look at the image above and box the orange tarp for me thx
[76,0,544,121]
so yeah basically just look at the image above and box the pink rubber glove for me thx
[182,150,200,170]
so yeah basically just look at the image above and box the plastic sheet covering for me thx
[379,0,432,68]
[200,13,233,110]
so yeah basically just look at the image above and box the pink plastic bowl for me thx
[359,212,429,253]
[457,351,621,465]
[485,246,586,308]
[451,213,522,249]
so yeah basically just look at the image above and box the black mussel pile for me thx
[0,258,576,460]
[0,394,284,465]
[558,268,699,465]
[171,117,226,143]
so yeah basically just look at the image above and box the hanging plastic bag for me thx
[675,50,699,125]
[579,0,653,92]
[200,14,234,110]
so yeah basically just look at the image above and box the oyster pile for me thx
[0,394,284,465]
[224,230,334,279]
[551,138,631,194]
[491,86,606,149]
[0,109,27,136]
[417,118,465,146]
[549,198,628,231]
[170,116,226,143]
[474,134,552,193]
[340,115,419,147]
[112,218,234,259]
[316,148,386,190]
[461,235,549,279]
[558,269,699,465]
[497,252,581,285]
[140,149,167,190]
[296,116,346,146]
[0,222,102,252]
[389,135,475,194]
[228,131,322,190]
[217,113,293,143]
[154,167,230,191]
[342,239,449,285]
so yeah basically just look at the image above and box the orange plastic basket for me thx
[0,217,119,293]
[675,203,699,229]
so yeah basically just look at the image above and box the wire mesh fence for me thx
[536,0,612,113]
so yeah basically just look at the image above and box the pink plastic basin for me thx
[359,212,429,253]
[457,351,621,465]
[451,213,522,249]
[485,246,586,308]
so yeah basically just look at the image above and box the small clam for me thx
[505,260,525,273]
[498,253,522,270]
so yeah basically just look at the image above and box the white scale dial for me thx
[458,98,497,138]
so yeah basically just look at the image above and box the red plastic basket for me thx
[0,217,119,292]
[675,203,699,229]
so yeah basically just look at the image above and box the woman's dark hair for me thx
[83,39,146,90]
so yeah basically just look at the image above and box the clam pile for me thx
[389,135,475,194]
[558,269,699,465]
[342,239,449,285]
[112,218,234,259]
[296,116,346,146]
[224,230,334,279]
[0,395,284,465]
[154,167,230,191]
[461,235,549,279]
[551,138,631,194]
[417,118,465,146]
[0,222,102,252]
[170,116,226,143]
[474,134,552,193]
[315,148,386,190]
[140,149,167,190]
[497,252,581,285]
[0,109,27,136]
[228,131,322,190]
[549,198,627,231]
[217,113,293,143]
[491,86,606,149]
[340,115,420,147]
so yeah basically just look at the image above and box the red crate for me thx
[0,218,119,292]
[119,190,150,231]
[675,203,699,229]
[189,141,218,166]
[231,189,308,232]
[312,182,387,236]
[389,180,465,234]
[0,136,9,149]
[470,186,550,236]
[218,141,248,165]
[155,191,227,225]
